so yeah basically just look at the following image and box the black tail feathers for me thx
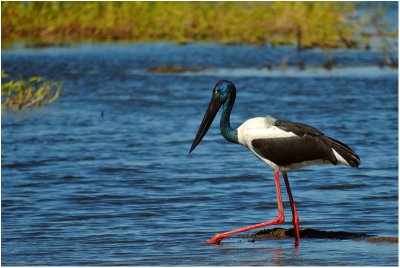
[323,136,360,168]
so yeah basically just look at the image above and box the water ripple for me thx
[2,43,397,266]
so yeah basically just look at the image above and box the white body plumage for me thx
[237,116,351,171]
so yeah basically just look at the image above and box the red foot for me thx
[205,233,224,244]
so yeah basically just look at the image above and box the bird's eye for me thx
[214,90,220,95]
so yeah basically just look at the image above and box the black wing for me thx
[267,119,360,168]
[252,135,337,167]
[251,119,337,167]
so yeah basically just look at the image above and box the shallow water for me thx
[2,43,398,265]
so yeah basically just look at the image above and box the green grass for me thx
[1,72,63,110]
[2,1,366,48]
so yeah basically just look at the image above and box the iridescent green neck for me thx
[220,92,238,144]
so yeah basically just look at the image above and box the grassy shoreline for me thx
[2,2,392,49]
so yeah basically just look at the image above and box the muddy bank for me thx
[241,228,398,243]
[366,237,398,243]
[147,66,201,73]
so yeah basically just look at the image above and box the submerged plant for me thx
[1,72,63,110]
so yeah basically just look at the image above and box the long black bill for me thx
[189,97,222,153]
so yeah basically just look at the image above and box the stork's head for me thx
[189,80,236,153]
[211,80,236,104]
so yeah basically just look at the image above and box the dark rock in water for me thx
[264,62,273,70]
[297,60,306,71]
[322,57,336,70]
[243,227,368,240]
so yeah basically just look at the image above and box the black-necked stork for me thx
[189,80,360,247]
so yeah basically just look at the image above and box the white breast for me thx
[237,116,297,147]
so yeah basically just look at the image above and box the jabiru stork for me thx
[189,80,360,246]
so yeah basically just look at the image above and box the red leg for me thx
[282,170,300,247]
[206,171,285,244]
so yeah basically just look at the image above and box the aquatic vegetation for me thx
[1,72,63,110]
[147,66,201,73]
[2,2,391,49]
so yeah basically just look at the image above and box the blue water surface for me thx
[2,42,398,265]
